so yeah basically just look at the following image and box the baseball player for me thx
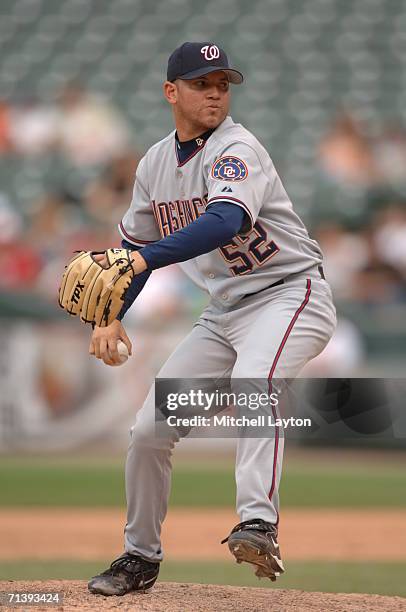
[86,42,336,596]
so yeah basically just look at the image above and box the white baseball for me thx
[112,340,129,366]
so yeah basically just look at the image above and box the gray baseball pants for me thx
[124,273,336,562]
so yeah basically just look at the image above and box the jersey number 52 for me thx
[219,222,280,276]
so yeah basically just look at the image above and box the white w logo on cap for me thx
[201,45,220,61]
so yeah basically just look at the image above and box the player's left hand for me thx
[58,248,146,327]
[90,319,132,366]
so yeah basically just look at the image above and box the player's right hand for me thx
[89,319,132,366]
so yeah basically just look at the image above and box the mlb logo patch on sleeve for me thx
[211,156,248,182]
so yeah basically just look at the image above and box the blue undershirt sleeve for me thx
[116,240,152,321]
[139,202,246,270]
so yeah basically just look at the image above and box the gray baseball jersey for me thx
[119,115,323,305]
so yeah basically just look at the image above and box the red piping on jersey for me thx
[267,279,312,524]
[207,195,254,229]
[119,221,155,246]
[175,139,207,167]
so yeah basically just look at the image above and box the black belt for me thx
[318,265,326,280]
[242,265,325,300]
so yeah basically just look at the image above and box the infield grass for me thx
[0,455,405,508]
[0,560,405,597]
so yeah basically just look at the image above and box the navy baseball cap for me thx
[167,42,243,84]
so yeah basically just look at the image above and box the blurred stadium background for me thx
[0,0,406,600]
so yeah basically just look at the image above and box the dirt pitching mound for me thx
[1,581,405,612]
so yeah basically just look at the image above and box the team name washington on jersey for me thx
[152,195,208,235]
[119,116,323,306]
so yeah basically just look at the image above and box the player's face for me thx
[165,71,230,137]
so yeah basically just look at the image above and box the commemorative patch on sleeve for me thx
[211,156,248,182]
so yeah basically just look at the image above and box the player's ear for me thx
[163,80,178,105]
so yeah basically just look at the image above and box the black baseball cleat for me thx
[88,553,159,596]
[221,518,285,582]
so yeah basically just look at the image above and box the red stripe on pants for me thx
[267,279,312,517]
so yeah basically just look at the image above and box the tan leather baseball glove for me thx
[58,249,136,327]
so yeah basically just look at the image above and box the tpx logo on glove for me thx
[201,45,220,60]
[71,281,85,304]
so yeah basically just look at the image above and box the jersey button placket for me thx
[176,169,185,196]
